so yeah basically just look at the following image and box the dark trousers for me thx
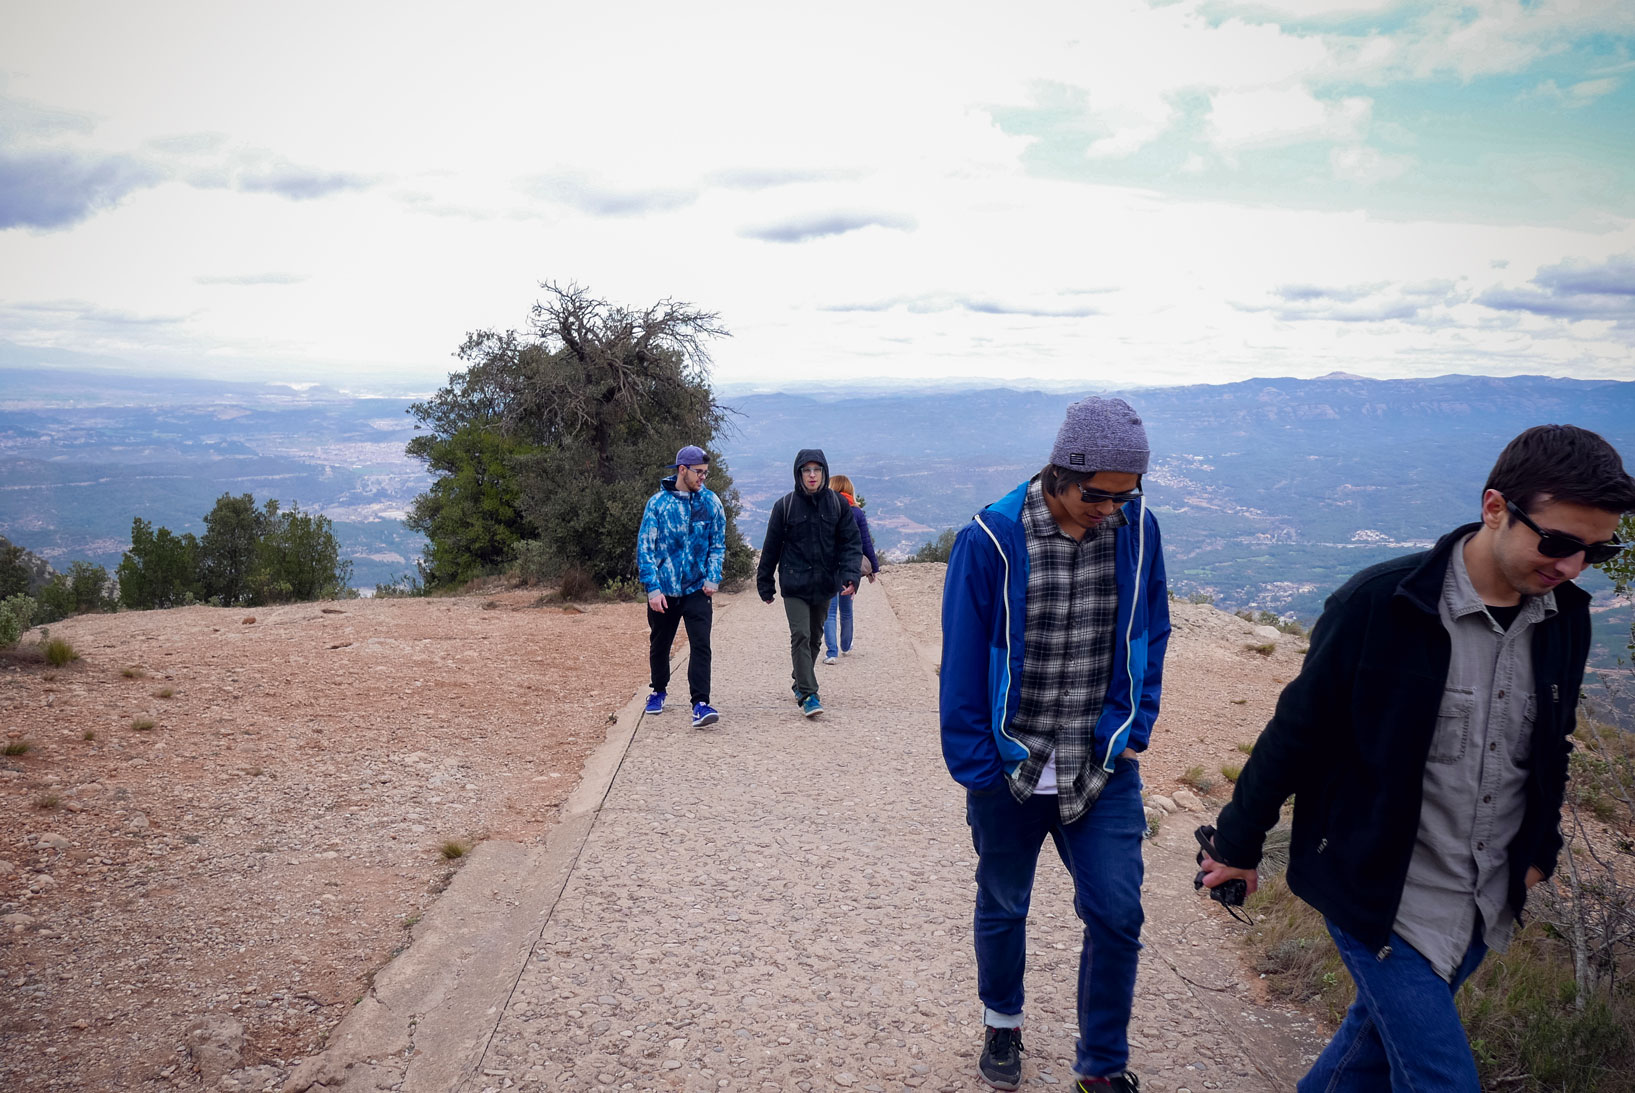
[648,591,713,704]
[782,594,830,699]
[966,759,1146,1079]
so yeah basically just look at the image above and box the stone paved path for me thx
[458,588,1327,1092]
[288,584,1329,1092]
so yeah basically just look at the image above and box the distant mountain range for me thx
[3,366,1633,672]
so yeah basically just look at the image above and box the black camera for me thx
[1192,824,1248,910]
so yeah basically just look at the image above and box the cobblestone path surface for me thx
[457,588,1329,1093]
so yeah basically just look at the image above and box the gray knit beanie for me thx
[1050,396,1149,474]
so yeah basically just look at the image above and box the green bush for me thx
[509,539,559,585]
[912,528,959,564]
[373,573,425,598]
[0,593,34,648]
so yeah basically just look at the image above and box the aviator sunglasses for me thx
[1505,500,1626,565]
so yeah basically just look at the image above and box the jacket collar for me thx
[1396,520,1589,616]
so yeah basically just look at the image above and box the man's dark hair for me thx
[1484,424,1635,517]
[1040,464,1087,496]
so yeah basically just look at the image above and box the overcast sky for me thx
[2,0,1632,394]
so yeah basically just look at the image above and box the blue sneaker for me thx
[691,702,719,728]
[644,691,666,715]
[800,693,823,718]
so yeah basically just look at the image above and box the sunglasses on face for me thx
[1078,485,1143,506]
[1505,500,1626,565]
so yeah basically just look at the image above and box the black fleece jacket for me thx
[1212,523,1590,955]
[756,448,862,602]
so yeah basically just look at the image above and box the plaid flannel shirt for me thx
[1008,477,1125,823]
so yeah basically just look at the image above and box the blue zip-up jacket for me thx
[637,476,726,598]
[939,480,1170,792]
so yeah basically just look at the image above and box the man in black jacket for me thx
[1199,424,1635,1092]
[757,449,862,718]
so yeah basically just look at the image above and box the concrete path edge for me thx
[281,625,685,1093]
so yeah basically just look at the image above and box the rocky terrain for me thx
[0,569,1310,1091]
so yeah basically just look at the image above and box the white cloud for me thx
[1522,76,1623,107]
[1208,87,1372,150]
[1330,144,1412,183]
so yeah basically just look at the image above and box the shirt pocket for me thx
[1512,693,1537,767]
[1428,687,1476,764]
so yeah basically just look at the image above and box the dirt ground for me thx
[1,569,1309,1091]
[0,590,648,1092]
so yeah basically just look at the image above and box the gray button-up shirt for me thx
[1393,532,1554,980]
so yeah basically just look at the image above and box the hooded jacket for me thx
[756,449,863,602]
[1211,523,1590,955]
[939,479,1170,791]
[637,475,726,598]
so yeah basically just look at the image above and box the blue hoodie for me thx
[637,475,726,598]
[938,480,1170,791]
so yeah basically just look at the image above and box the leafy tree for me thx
[406,281,754,588]
[117,518,201,610]
[404,422,536,587]
[195,493,353,606]
[250,502,354,603]
[0,541,31,600]
[199,493,271,606]
[1595,513,1635,655]
[35,561,113,621]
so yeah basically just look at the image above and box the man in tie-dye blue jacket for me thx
[637,445,727,728]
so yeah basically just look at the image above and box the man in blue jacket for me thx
[940,397,1169,1093]
[1200,425,1635,1091]
[638,445,727,728]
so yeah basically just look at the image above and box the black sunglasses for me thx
[1505,500,1626,565]
[1079,485,1143,506]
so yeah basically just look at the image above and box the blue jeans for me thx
[1299,920,1489,1093]
[966,758,1145,1080]
[823,594,853,658]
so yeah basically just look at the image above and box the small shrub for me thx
[599,576,643,602]
[1236,741,1255,754]
[1185,591,1214,605]
[154,687,174,699]
[0,592,35,647]
[1143,805,1164,840]
[1221,763,1243,782]
[1230,698,1249,706]
[440,839,470,860]
[43,637,78,667]
[1245,642,1276,657]
[34,793,59,810]
[131,717,156,731]
[82,729,95,742]
[1180,764,1216,794]
[2,739,32,756]
[559,567,598,602]
[121,665,144,679]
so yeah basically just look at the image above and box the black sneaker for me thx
[1076,1072,1140,1092]
[978,1026,1024,1090]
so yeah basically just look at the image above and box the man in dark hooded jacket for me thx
[757,449,863,718]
